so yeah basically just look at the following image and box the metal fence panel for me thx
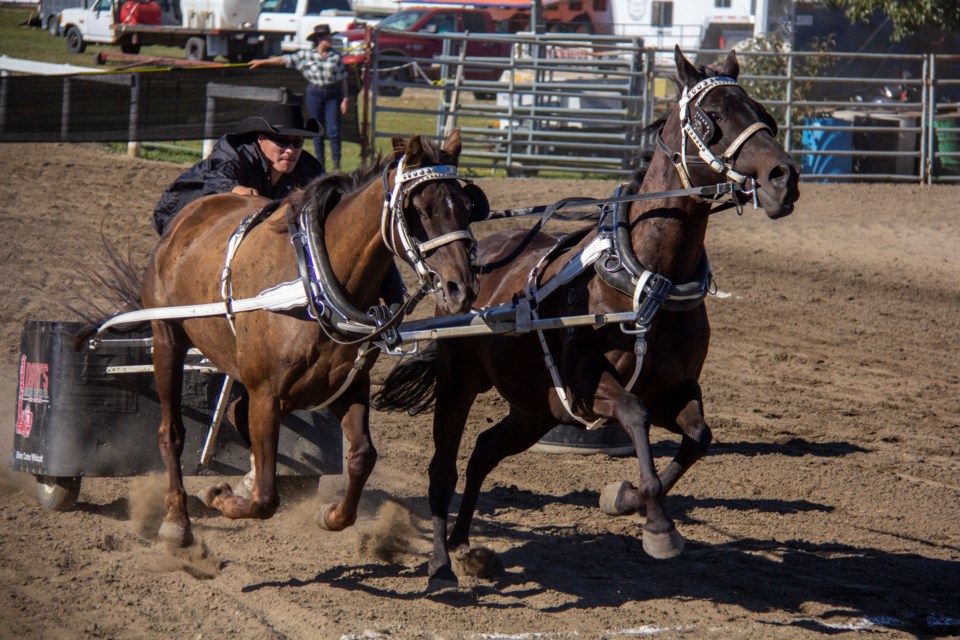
[365,33,960,183]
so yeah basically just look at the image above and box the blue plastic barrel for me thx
[801,117,853,181]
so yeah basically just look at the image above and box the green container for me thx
[934,116,960,176]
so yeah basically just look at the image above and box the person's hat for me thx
[233,102,321,137]
[306,24,333,43]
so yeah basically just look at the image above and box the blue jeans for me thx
[306,84,343,170]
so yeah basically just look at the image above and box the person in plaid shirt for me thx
[251,24,349,171]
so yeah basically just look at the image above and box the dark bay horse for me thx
[140,131,481,547]
[375,47,800,589]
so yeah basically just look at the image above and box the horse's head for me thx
[668,46,800,219]
[386,130,482,314]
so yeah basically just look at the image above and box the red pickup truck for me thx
[338,7,511,97]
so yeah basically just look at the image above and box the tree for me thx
[820,0,960,40]
[735,31,836,148]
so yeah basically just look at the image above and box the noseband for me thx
[380,155,476,292]
[658,75,774,190]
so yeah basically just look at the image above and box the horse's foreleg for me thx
[317,391,376,532]
[658,382,711,495]
[202,390,281,519]
[425,382,476,590]
[599,382,685,559]
[601,382,711,515]
[153,320,192,547]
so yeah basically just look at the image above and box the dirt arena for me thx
[0,142,958,639]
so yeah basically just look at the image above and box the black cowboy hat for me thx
[233,102,321,137]
[306,23,333,43]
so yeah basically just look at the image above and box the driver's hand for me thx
[231,186,259,196]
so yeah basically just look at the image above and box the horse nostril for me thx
[769,161,800,189]
[768,163,788,186]
[446,281,464,306]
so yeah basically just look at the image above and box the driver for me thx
[151,102,324,235]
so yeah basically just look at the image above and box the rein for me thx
[475,182,744,275]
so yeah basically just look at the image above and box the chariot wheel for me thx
[35,475,81,511]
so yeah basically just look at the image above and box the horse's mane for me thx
[277,136,455,230]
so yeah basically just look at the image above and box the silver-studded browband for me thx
[380,155,476,287]
[671,75,773,187]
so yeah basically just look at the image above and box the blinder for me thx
[690,106,717,145]
[463,183,490,222]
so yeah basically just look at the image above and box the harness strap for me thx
[309,342,378,411]
[417,229,475,255]
[220,204,277,334]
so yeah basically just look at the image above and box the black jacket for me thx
[151,133,324,234]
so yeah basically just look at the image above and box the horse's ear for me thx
[674,45,701,89]
[391,135,406,153]
[406,134,425,164]
[721,49,740,80]
[443,128,462,161]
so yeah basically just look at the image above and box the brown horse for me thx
[139,131,481,547]
[375,47,800,589]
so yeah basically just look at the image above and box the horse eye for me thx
[706,111,721,121]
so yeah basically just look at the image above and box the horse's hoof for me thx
[314,502,339,531]
[599,480,640,516]
[426,565,459,592]
[158,521,193,548]
[642,527,685,559]
[197,483,233,509]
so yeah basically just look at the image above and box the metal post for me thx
[203,91,216,158]
[200,375,234,467]
[925,53,935,184]
[784,53,794,152]
[442,33,468,138]
[127,73,140,158]
[0,75,7,132]
[61,77,70,140]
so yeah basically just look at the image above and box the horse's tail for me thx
[67,233,145,350]
[372,341,440,415]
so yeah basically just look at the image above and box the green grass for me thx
[0,6,198,67]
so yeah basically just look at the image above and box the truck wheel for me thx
[120,41,141,54]
[47,14,60,36]
[377,61,409,97]
[65,26,86,54]
[35,475,81,511]
[185,37,210,62]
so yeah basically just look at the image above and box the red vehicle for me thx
[338,7,511,96]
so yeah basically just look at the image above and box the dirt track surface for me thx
[1,143,959,639]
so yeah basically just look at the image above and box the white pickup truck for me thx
[57,0,370,60]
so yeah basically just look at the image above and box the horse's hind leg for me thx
[448,410,553,551]
[200,388,281,519]
[425,380,478,590]
[153,320,192,546]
